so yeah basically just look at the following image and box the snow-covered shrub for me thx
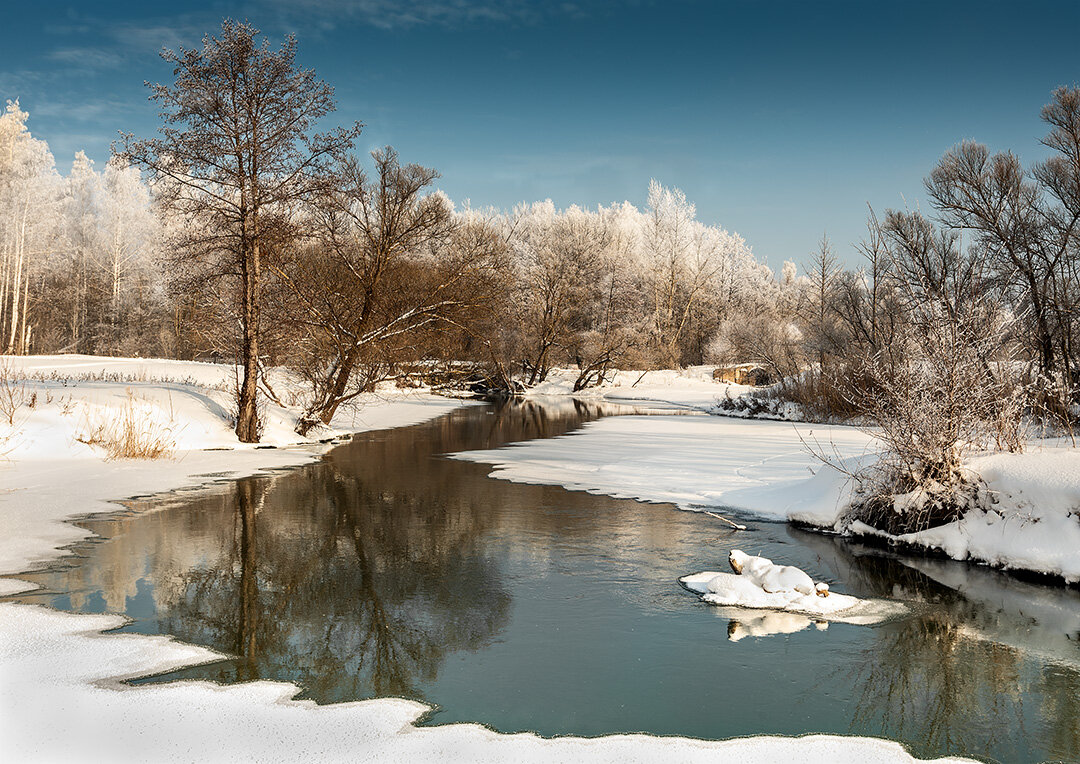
[838,210,1027,534]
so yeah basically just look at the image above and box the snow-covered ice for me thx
[523,366,751,412]
[455,414,878,524]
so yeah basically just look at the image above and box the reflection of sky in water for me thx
[7,400,1080,764]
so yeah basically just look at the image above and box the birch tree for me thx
[640,180,752,367]
[0,100,61,354]
[62,150,99,352]
[94,158,158,350]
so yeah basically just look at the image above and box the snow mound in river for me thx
[680,571,907,625]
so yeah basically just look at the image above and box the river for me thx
[8,399,1080,763]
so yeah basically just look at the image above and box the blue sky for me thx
[2,0,1077,269]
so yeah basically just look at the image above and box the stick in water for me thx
[702,510,747,530]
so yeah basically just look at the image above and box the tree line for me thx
[3,21,1079,494]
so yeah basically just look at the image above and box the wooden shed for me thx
[712,364,774,386]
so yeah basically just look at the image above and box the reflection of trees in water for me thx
[1037,664,1080,760]
[159,473,512,703]
[801,532,1080,763]
[846,610,1025,761]
[151,399,666,702]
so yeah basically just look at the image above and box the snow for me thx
[455,414,878,525]
[884,445,1080,583]
[728,549,822,595]
[681,549,908,628]
[0,355,970,763]
[0,354,470,457]
[523,365,754,411]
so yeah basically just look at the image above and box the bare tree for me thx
[119,19,361,441]
[925,87,1080,409]
[803,233,840,373]
[273,148,507,430]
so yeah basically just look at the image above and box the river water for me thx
[8,400,1080,763]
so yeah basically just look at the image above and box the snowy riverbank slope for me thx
[523,365,753,411]
[0,355,968,763]
[0,353,467,455]
[457,414,1080,583]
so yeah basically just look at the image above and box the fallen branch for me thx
[701,509,747,530]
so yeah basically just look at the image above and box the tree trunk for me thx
[236,226,261,442]
[316,347,359,426]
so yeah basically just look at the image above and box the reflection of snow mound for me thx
[725,609,829,641]
[680,571,907,627]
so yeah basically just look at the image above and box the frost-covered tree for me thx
[96,159,156,307]
[0,100,61,354]
[61,151,99,351]
[507,200,613,384]
[640,180,760,367]
[93,158,159,350]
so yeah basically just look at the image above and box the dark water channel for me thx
[7,400,1080,763]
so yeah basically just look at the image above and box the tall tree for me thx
[804,233,840,372]
[120,19,361,441]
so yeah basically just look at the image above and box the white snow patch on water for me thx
[680,571,907,626]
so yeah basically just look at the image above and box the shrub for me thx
[0,362,29,426]
[76,390,175,460]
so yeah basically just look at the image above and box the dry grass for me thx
[76,390,176,460]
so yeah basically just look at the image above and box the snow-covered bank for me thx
[455,415,879,524]
[0,354,470,456]
[0,607,966,764]
[0,355,968,763]
[456,413,1080,583]
[523,366,752,412]
[857,444,1080,583]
